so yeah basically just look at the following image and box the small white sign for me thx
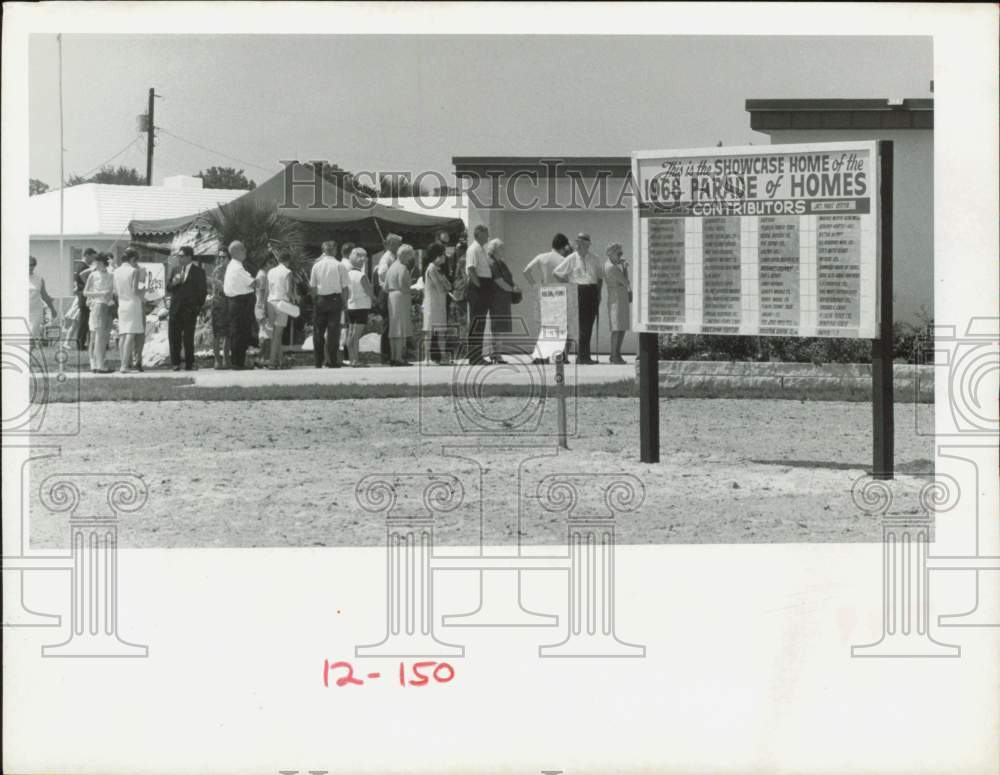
[139,262,166,302]
[532,284,579,359]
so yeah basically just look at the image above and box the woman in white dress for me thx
[28,256,58,347]
[113,248,145,374]
[422,243,452,364]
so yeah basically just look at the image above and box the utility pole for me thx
[146,87,155,185]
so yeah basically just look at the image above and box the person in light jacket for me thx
[386,244,416,366]
[603,242,632,364]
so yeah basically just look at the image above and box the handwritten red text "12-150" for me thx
[323,659,456,688]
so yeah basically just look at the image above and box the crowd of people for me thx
[469,226,633,365]
[29,225,633,373]
[31,247,155,373]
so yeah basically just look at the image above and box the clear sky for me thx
[28,34,932,189]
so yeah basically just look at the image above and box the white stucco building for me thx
[29,174,245,297]
[454,98,934,353]
[746,98,933,326]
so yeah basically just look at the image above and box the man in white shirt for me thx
[372,233,402,364]
[523,233,573,363]
[523,232,572,287]
[464,224,493,364]
[224,240,257,369]
[309,240,350,368]
[265,249,294,369]
[554,232,604,364]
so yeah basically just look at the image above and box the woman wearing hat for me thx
[604,242,632,364]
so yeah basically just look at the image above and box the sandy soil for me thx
[27,398,934,548]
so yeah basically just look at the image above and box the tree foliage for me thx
[306,161,379,199]
[67,165,145,186]
[379,174,414,198]
[197,198,304,275]
[196,166,257,190]
[29,178,50,195]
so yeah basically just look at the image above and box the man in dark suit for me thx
[167,246,208,371]
[74,248,97,350]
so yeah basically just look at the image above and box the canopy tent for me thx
[129,162,466,257]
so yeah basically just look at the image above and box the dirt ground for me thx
[27,398,934,548]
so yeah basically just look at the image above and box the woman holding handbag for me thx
[486,238,522,365]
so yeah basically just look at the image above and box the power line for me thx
[72,134,144,181]
[157,128,276,175]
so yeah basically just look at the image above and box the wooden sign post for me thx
[632,140,893,477]
[871,140,894,480]
[638,332,660,463]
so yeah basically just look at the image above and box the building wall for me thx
[500,209,635,353]
[29,237,119,299]
[763,128,933,326]
[465,176,636,354]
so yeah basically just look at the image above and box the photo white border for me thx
[3,4,998,774]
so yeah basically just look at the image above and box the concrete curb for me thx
[642,361,934,402]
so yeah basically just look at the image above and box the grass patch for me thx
[33,374,925,404]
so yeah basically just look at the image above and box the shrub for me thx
[657,318,932,364]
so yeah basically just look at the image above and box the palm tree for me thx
[197,198,305,274]
[198,198,312,346]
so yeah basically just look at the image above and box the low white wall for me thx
[647,360,934,402]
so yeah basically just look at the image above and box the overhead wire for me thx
[72,133,145,181]
[157,128,276,175]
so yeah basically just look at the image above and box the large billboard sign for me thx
[631,141,879,339]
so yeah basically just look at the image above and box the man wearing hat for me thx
[167,246,207,371]
[553,232,604,364]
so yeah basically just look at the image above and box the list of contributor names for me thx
[816,215,862,334]
[758,215,800,334]
[701,217,742,333]
[642,213,868,336]
[645,218,686,325]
